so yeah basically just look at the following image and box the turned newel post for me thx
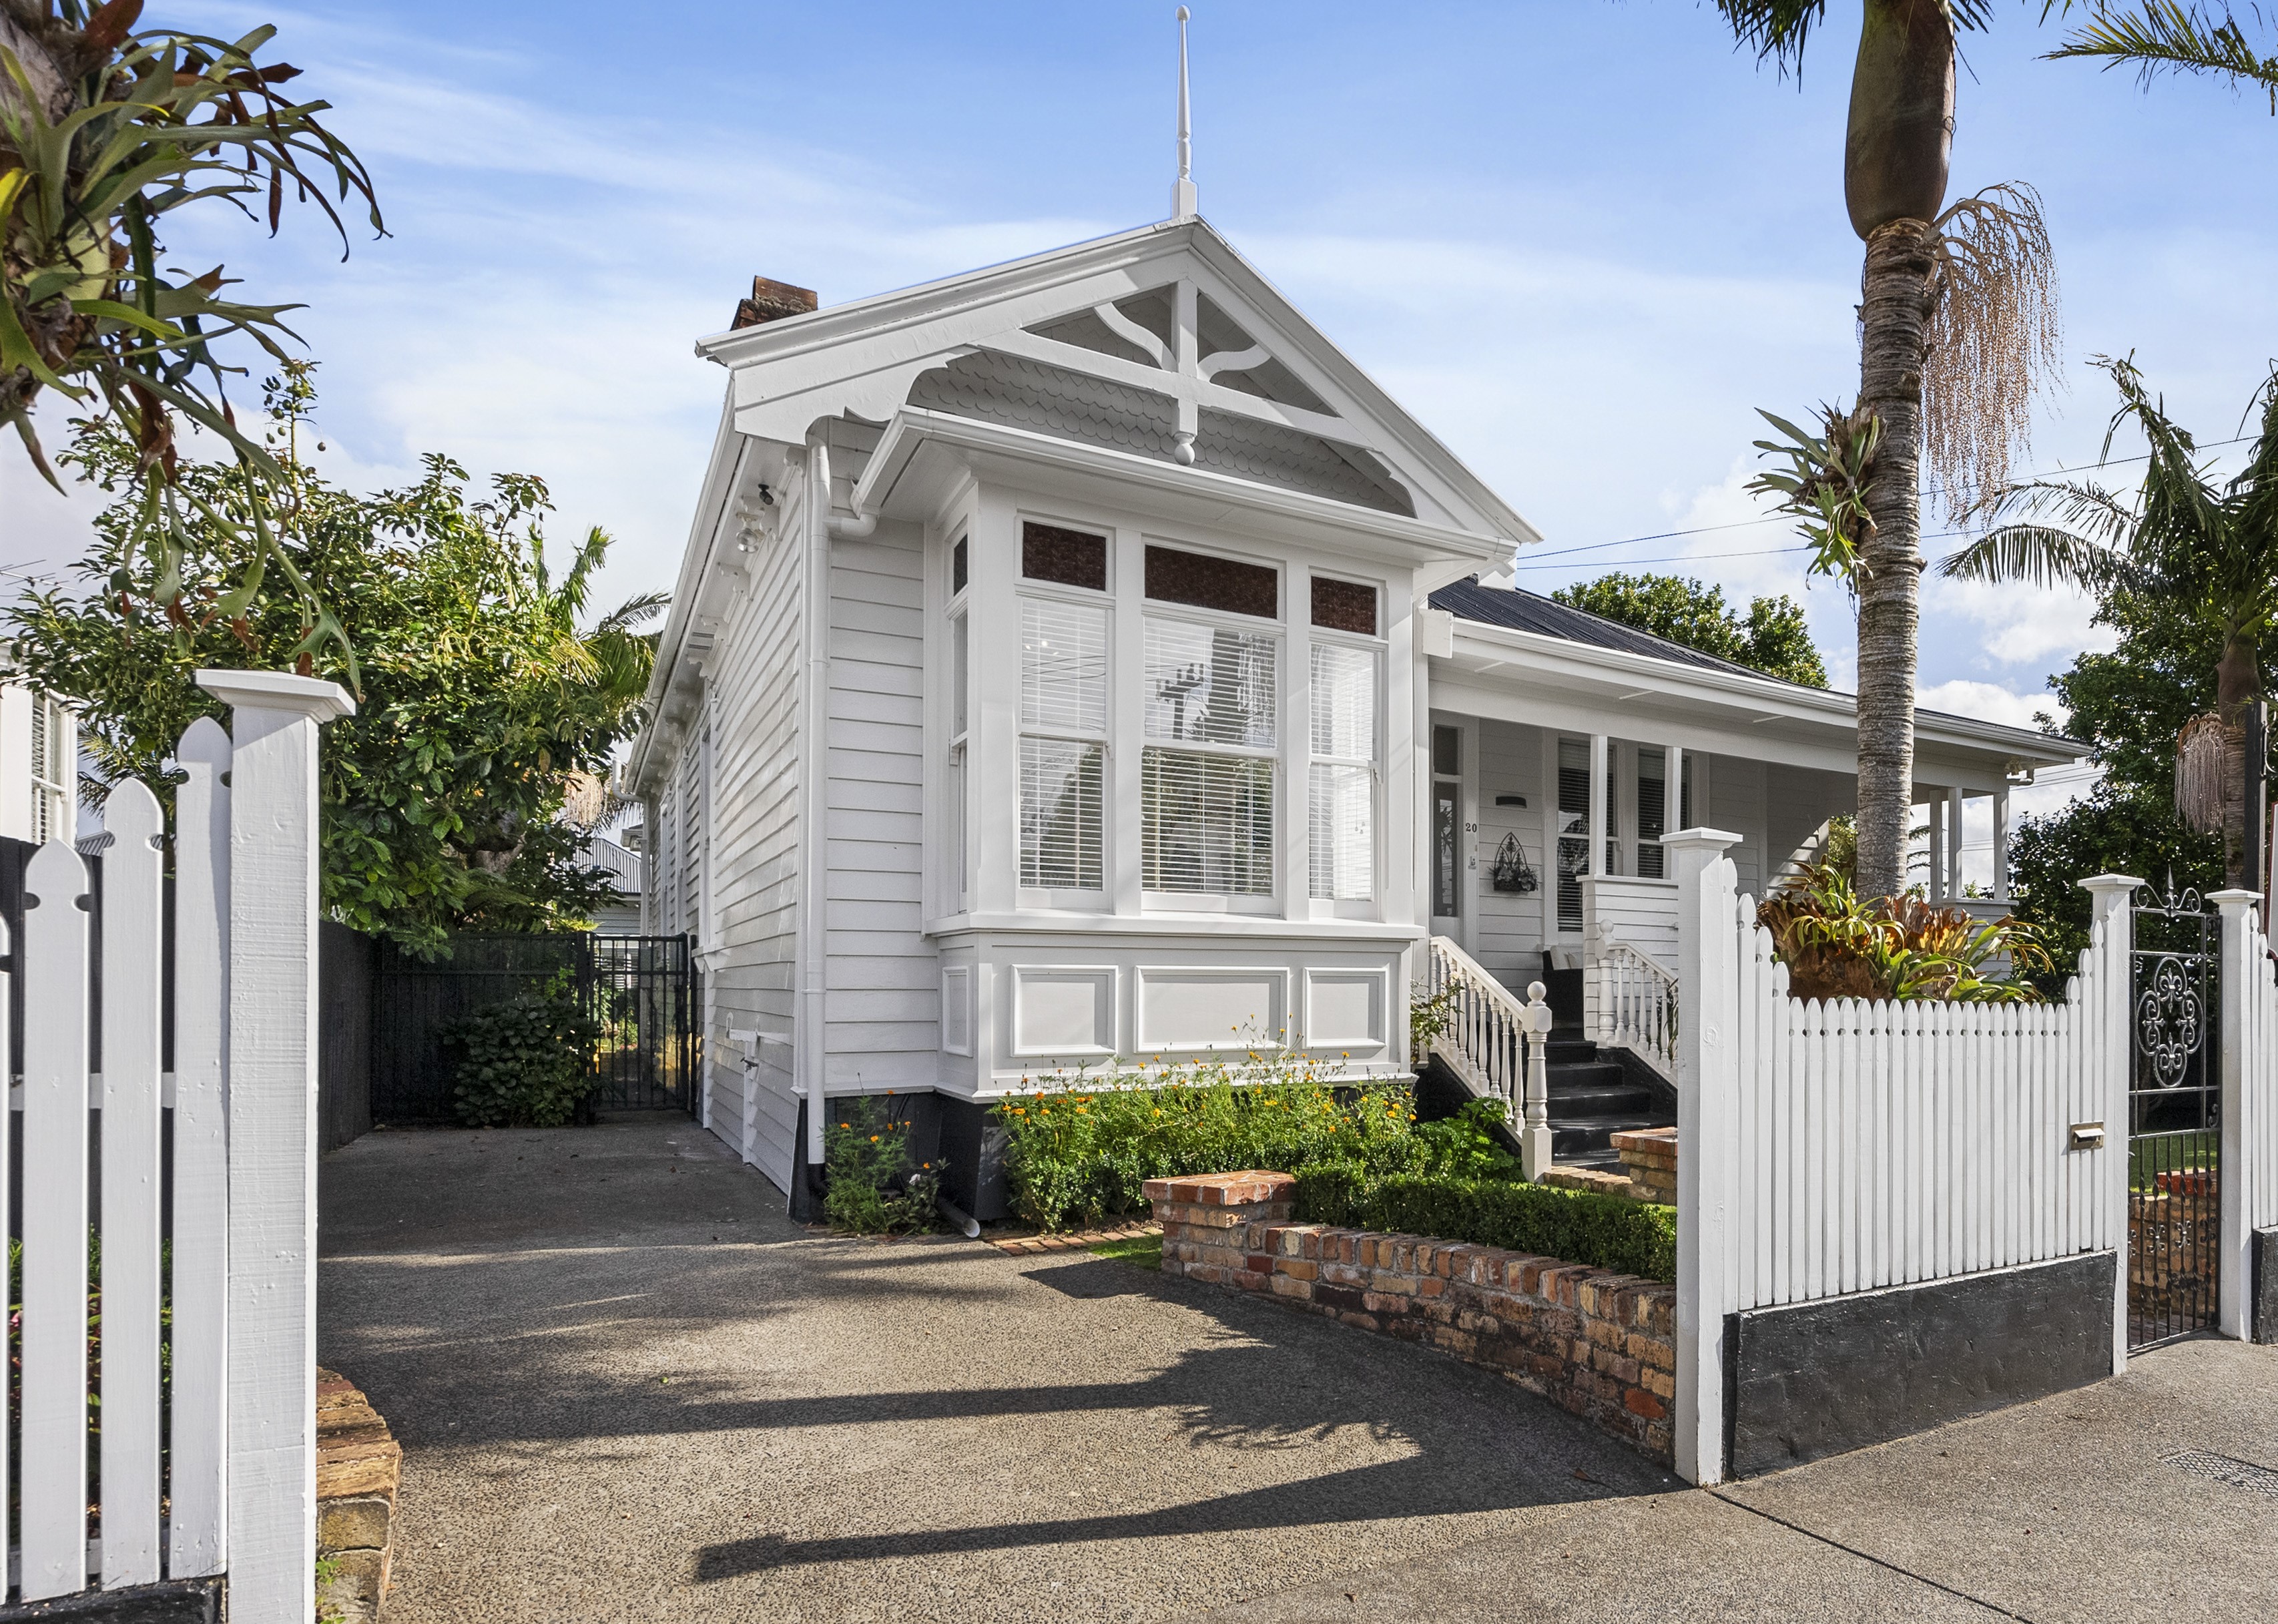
[1519,980,1555,1181]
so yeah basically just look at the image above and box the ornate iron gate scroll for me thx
[2128,882,2221,1351]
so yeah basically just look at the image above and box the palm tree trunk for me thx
[1852,218,1938,900]
[2217,631,2262,888]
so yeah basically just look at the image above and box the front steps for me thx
[1543,1033,1673,1171]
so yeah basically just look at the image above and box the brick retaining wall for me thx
[1145,1171,1677,1462]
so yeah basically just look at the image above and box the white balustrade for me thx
[1595,934,1678,1082]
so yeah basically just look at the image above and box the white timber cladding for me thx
[659,457,809,1186]
[822,429,936,1091]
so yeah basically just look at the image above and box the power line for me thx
[1512,434,2257,569]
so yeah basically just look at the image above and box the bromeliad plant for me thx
[1,2,382,667]
[1757,861,2054,1003]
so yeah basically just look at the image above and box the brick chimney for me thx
[732,276,818,330]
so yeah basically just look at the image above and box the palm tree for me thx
[1718,3,2062,901]
[1942,356,2278,886]
[2048,3,2278,106]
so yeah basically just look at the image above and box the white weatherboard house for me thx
[629,204,2077,1217]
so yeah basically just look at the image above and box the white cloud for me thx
[1916,680,2066,734]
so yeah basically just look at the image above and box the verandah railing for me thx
[8,673,348,1619]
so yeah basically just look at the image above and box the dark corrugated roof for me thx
[1429,577,1777,683]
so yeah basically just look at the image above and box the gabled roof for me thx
[695,216,1536,547]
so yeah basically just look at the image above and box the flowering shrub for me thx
[1757,862,2053,1003]
[998,1047,1422,1231]
[824,1095,941,1236]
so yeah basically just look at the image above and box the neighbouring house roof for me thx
[581,834,642,898]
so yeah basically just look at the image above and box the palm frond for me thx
[2048,2,2278,113]
[1939,523,2141,593]
[1717,0,1995,73]
[1967,474,2141,545]
[591,591,668,637]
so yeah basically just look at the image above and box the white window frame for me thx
[1139,595,1282,914]
[29,692,71,845]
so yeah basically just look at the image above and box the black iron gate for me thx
[372,932,699,1120]
[2128,883,2221,1351]
[585,935,699,1111]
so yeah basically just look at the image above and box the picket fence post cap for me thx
[2076,873,2144,896]
[1660,827,1742,855]
[2208,888,2261,910]
[195,668,356,722]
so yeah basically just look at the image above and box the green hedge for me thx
[999,1076,1420,1230]
[1292,1163,1677,1283]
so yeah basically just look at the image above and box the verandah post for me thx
[198,670,354,1624]
[2212,888,2259,1341]
[2079,873,2141,1374]
[1667,825,1741,1486]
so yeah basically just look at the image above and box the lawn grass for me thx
[1088,1234,1163,1271]
[2129,1129,2218,1193]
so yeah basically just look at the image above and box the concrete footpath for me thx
[319,1119,2278,1623]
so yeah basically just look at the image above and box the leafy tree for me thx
[2003,555,2243,975]
[2050,3,2278,107]
[1944,355,2278,885]
[3,3,382,661]
[1716,2,2062,900]
[1552,571,1830,686]
[5,369,663,954]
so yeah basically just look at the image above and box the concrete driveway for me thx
[319,1119,2278,1623]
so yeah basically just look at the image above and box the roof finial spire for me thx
[1171,6,1198,221]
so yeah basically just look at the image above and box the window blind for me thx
[1021,738,1104,889]
[1142,750,1274,894]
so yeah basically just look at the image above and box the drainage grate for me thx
[2165,1450,2278,1499]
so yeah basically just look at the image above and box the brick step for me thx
[1552,1113,1675,1161]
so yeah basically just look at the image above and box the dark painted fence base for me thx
[2255,1226,2278,1344]
[0,1577,222,1623]
[1725,1250,2118,1478]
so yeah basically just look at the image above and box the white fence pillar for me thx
[198,670,354,1624]
[2080,873,2141,1373]
[1668,825,1742,1486]
[1518,980,1554,1179]
[2213,888,2260,1341]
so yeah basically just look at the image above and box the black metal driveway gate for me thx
[2128,884,2221,1351]
[372,932,698,1119]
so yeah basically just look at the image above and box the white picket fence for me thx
[1665,830,2139,1486]
[7,672,349,1619]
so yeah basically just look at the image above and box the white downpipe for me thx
[827,504,876,540]
[801,439,835,1173]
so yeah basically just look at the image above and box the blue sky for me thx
[6,0,2274,787]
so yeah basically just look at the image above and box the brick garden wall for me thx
[1145,1171,1677,1463]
